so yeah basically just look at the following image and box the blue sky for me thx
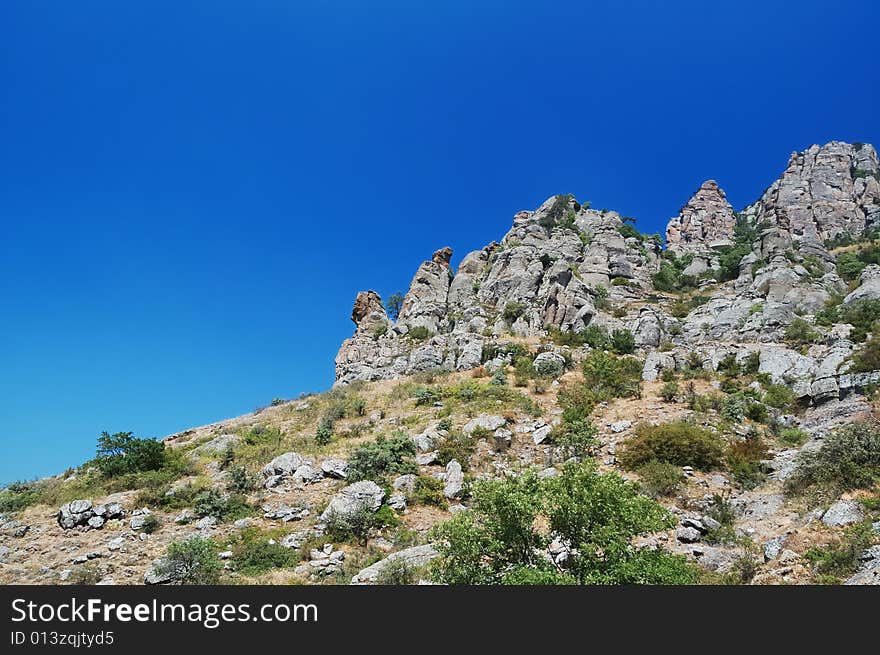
[1,1,878,483]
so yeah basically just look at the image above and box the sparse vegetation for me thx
[154,537,222,585]
[619,421,725,471]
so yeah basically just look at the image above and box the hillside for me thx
[2,141,880,586]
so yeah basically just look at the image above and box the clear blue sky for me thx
[1,1,878,484]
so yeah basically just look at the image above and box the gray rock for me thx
[292,464,324,484]
[822,500,864,527]
[387,493,407,511]
[392,474,417,494]
[676,527,702,543]
[416,451,439,466]
[350,545,439,584]
[321,458,349,479]
[194,433,240,455]
[261,452,305,478]
[609,420,632,433]
[443,460,464,499]
[463,415,506,435]
[532,424,553,445]
[195,516,217,530]
[763,534,789,561]
[320,481,385,522]
[144,559,173,585]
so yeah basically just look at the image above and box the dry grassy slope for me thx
[1,355,877,586]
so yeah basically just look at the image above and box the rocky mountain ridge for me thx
[335,141,880,411]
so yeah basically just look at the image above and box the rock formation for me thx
[334,141,880,410]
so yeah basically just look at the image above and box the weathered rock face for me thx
[666,180,737,255]
[333,142,880,407]
[749,141,880,258]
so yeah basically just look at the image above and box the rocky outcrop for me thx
[748,141,880,258]
[333,141,880,405]
[666,180,737,261]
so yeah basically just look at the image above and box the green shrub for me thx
[659,381,679,402]
[784,318,820,345]
[230,528,299,575]
[618,223,642,241]
[325,504,398,546]
[154,537,221,585]
[413,386,441,406]
[763,383,797,411]
[804,521,875,581]
[636,460,684,498]
[779,428,809,447]
[785,419,880,496]
[745,402,769,423]
[347,434,417,481]
[375,558,419,585]
[703,494,738,545]
[193,489,253,522]
[429,463,698,586]
[581,350,642,400]
[141,514,161,534]
[851,334,880,372]
[227,465,257,493]
[502,302,527,323]
[726,436,769,490]
[411,475,447,508]
[0,481,42,513]
[94,431,166,477]
[69,564,104,585]
[314,417,335,445]
[619,421,725,471]
[436,432,477,470]
[407,326,432,341]
[838,299,880,342]
[385,292,405,321]
[610,329,635,354]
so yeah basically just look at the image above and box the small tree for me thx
[95,431,166,477]
[386,293,405,321]
[610,329,635,355]
[155,537,221,585]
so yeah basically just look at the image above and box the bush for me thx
[325,504,398,546]
[385,292,404,321]
[94,431,166,477]
[375,558,418,585]
[785,419,880,496]
[784,318,820,345]
[838,299,880,342]
[636,460,684,498]
[314,417,334,445]
[804,521,875,581]
[703,494,738,545]
[429,463,697,585]
[193,489,253,522]
[0,481,42,513]
[851,334,880,372]
[230,529,299,575]
[141,514,161,534]
[581,350,642,401]
[619,421,725,471]
[502,302,527,323]
[411,475,447,508]
[779,428,809,447]
[347,434,417,481]
[154,537,221,585]
[726,436,769,490]
[436,432,477,469]
[227,465,257,493]
[763,383,796,411]
[407,326,432,341]
[610,329,635,354]
[69,565,104,585]
[659,381,679,402]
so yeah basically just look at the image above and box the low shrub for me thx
[193,489,254,522]
[581,351,642,401]
[410,475,447,508]
[154,537,221,585]
[659,381,679,402]
[636,460,684,498]
[619,421,725,471]
[436,432,477,470]
[610,329,635,354]
[779,428,809,447]
[230,528,299,575]
[726,436,769,490]
[804,521,876,581]
[785,419,880,497]
[347,434,417,481]
[324,504,399,546]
